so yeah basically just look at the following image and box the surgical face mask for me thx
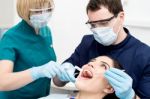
[91,20,120,46]
[30,12,52,29]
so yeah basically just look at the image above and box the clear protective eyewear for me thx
[29,7,54,14]
[86,14,118,29]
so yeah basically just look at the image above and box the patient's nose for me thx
[87,63,94,68]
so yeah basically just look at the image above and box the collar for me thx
[106,27,131,50]
[93,27,132,50]
[20,20,36,34]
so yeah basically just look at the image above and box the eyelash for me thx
[100,64,107,70]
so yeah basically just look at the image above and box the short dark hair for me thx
[86,0,123,16]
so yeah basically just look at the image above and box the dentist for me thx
[54,0,150,99]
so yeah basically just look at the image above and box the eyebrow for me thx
[100,61,110,68]
[89,58,96,62]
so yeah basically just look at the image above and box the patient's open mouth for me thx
[81,69,93,79]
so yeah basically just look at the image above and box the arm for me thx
[53,35,91,87]
[136,64,150,98]
[0,60,63,91]
[0,60,33,91]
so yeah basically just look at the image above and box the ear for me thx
[118,11,125,23]
[103,85,114,94]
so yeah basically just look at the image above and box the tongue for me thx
[83,70,93,78]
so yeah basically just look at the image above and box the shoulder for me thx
[80,34,95,46]
[131,35,150,54]
[136,41,150,57]
[133,38,150,67]
[4,21,24,37]
[0,21,25,46]
[73,34,95,54]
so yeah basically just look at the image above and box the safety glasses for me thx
[30,7,54,14]
[86,14,118,29]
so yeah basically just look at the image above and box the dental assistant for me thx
[0,0,72,99]
[54,0,150,99]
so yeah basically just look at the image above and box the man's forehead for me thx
[87,7,113,21]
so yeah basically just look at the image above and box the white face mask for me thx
[91,27,117,46]
[30,12,52,28]
[91,20,120,46]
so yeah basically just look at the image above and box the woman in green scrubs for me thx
[0,0,67,99]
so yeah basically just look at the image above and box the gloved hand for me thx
[57,62,76,83]
[104,68,135,99]
[30,61,61,80]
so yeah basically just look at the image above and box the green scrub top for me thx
[0,20,56,99]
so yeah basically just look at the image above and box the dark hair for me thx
[86,0,123,16]
[107,56,123,70]
[102,55,123,99]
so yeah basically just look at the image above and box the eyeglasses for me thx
[86,14,117,29]
[30,7,54,14]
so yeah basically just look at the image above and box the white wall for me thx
[0,0,150,63]
[124,0,150,27]
[50,0,150,63]
[0,0,15,28]
[49,0,90,63]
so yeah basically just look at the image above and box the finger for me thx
[67,73,76,82]
[105,70,126,83]
[109,68,130,79]
[104,74,122,88]
[54,65,62,75]
[65,70,75,82]
[109,82,122,93]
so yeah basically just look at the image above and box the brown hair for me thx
[86,0,123,16]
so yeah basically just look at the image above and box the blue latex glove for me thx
[30,61,61,80]
[57,62,76,83]
[104,68,135,99]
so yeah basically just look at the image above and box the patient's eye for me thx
[97,21,109,27]
[99,63,108,70]
[87,64,94,68]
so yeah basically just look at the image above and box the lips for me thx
[81,69,93,79]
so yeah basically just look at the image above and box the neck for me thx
[114,27,127,45]
[76,91,105,99]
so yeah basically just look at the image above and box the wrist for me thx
[123,89,135,99]
[30,66,43,80]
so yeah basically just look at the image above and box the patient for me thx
[74,55,122,99]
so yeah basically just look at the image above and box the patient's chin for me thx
[75,80,90,91]
[75,80,103,93]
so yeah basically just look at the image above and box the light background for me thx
[0,0,150,63]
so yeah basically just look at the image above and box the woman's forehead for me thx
[96,56,114,66]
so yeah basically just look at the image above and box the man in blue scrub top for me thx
[53,0,150,99]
